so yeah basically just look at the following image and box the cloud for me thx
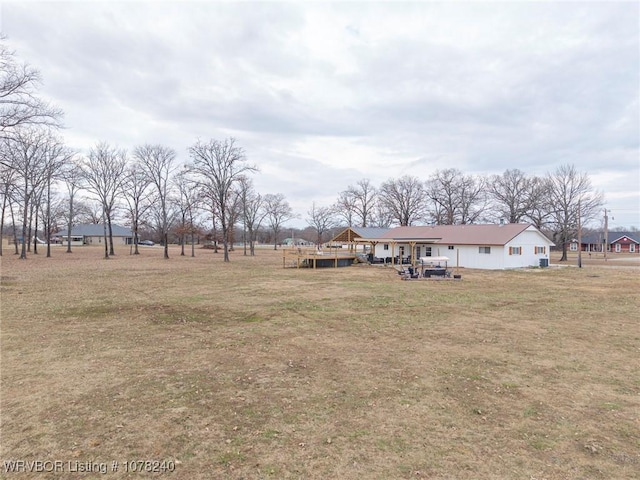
[2,1,638,228]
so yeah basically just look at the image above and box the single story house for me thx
[343,223,554,270]
[53,223,133,246]
[570,231,639,254]
[282,237,313,247]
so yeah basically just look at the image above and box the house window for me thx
[535,246,546,254]
[615,243,621,253]
[415,247,421,258]
[570,242,577,251]
[509,246,522,255]
[479,246,491,254]
[383,244,389,251]
[424,247,432,257]
[631,244,636,253]
[448,245,454,250]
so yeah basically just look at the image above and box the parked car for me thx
[139,240,154,246]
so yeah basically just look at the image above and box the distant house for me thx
[282,237,313,247]
[571,231,639,254]
[53,223,133,246]
[332,223,554,270]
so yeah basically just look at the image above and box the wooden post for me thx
[604,208,608,261]
[578,200,582,268]
[410,241,417,267]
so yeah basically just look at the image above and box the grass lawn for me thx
[1,245,639,479]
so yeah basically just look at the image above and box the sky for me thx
[1,1,639,229]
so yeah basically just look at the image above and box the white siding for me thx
[503,227,551,269]
[454,245,506,269]
[372,226,553,270]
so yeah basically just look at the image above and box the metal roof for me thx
[378,223,552,246]
[54,223,133,237]
[331,227,390,243]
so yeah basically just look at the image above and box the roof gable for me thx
[609,232,640,244]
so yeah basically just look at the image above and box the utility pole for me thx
[577,200,582,268]
[604,208,609,262]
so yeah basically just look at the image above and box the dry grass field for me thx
[1,245,639,479]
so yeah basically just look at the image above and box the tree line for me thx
[1,133,300,261]
[1,36,606,263]
[311,166,603,261]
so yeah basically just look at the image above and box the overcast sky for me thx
[2,1,638,229]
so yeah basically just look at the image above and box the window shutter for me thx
[509,246,512,255]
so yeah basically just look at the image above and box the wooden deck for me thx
[283,248,359,269]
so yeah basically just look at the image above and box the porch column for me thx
[410,241,417,267]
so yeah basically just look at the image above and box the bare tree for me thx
[425,169,487,225]
[188,137,257,262]
[173,167,201,257]
[346,179,378,227]
[121,161,152,255]
[263,193,294,250]
[80,142,127,258]
[74,199,103,224]
[134,144,177,259]
[457,173,487,224]
[334,190,356,227]
[525,176,554,230]
[0,161,17,255]
[8,190,20,254]
[371,200,394,228]
[425,169,459,224]
[226,187,243,252]
[41,140,72,257]
[0,36,62,137]
[335,179,378,228]
[547,164,604,261]
[488,169,538,223]
[200,187,220,253]
[307,202,337,245]
[0,128,62,259]
[378,175,427,226]
[237,176,265,256]
[61,160,84,253]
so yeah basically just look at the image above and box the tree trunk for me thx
[107,214,115,255]
[242,225,247,256]
[9,196,19,254]
[66,191,74,253]
[132,218,140,255]
[20,193,29,259]
[103,219,109,259]
[28,200,35,254]
[46,179,52,258]
[0,187,7,256]
[221,213,230,262]
[560,242,568,262]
